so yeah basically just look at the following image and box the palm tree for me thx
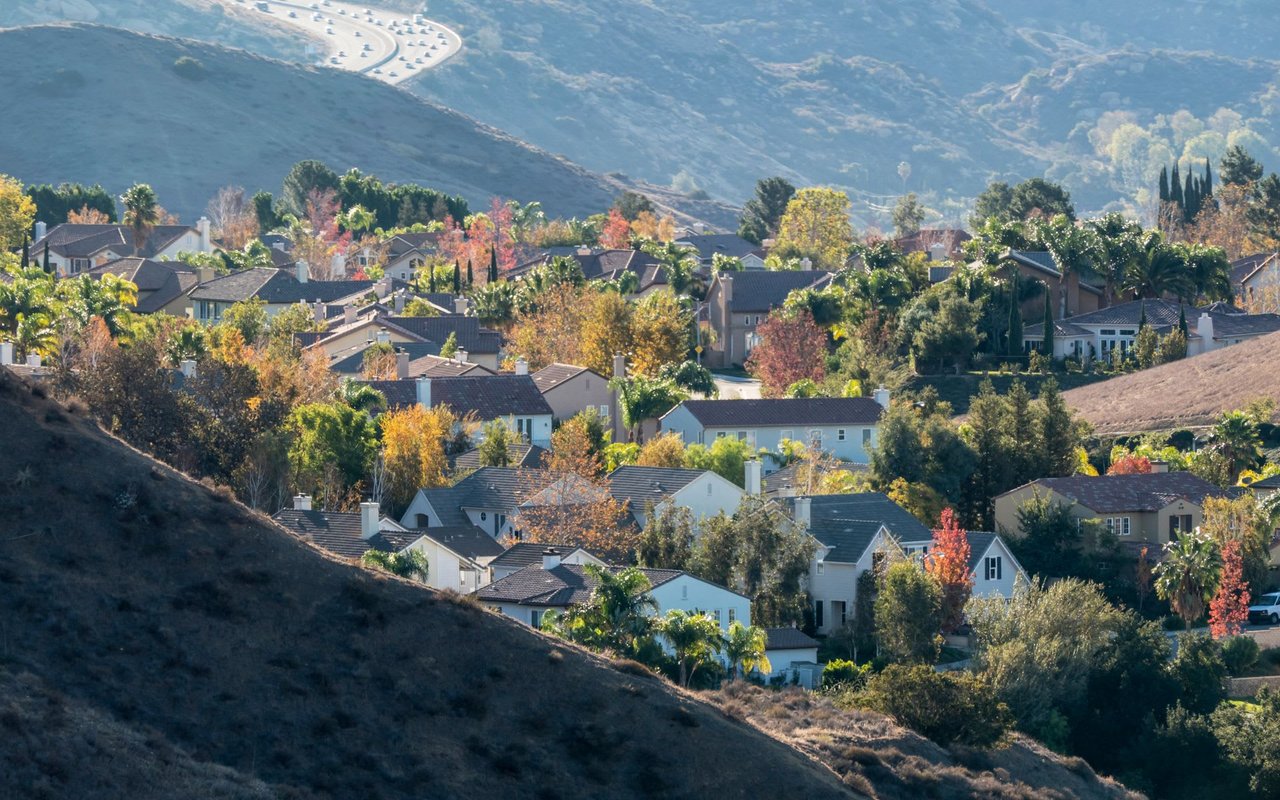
[1208,410,1264,479]
[1176,242,1232,303]
[337,378,386,414]
[659,609,723,687]
[610,375,687,443]
[360,549,429,581]
[165,325,209,365]
[1123,232,1194,300]
[1155,530,1222,629]
[584,564,658,653]
[644,242,699,297]
[1033,214,1101,318]
[1084,213,1143,305]
[120,183,160,253]
[0,270,58,357]
[57,274,138,336]
[723,621,771,680]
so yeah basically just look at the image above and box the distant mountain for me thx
[0,23,735,226]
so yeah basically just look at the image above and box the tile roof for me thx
[1231,253,1277,286]
[88,257,198,313]
[452,442,548,471]
[1022,299,1280,341]
[671,397,884,428]
[764,627,821,650]
[675,234,762,261]
[531,363,595,393]
[718,270,834,312]
[361,375,553,418]
[413,467,559,526]
[34,223,196,259]
[606,466,712,508]
[415,525,506,561]
[271,509,404,559]
[380,314,502,354]
[1019,473,1238,513]
[329,341,441,375]
[476,563,684,607]
[510,247,660,283]
[795,493,932,563]
[487,542,598,572]
[190,268,374,304]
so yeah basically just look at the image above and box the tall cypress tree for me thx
[42,241,50,273]
[1171,162,1184,209]
[1007,273,1023,356]
[1184,172,1198,222]
[488,247,498,283]
[466,259,474,288]
[1139,300,1147,331]
[20,237,28,269]
[1203,158,1213,199]
[1041,287,1054,358]
[428,264,436,293]
[1178,303,1188,337]
[453,260,461,294]
[1159,166,1170,203]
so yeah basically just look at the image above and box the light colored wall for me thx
[650,473,744,529]
[970,539,1023,598]
[765,647,819,677]
[705,425,878,464]
[402,538,489,593]
[400,492,444,529]
[540,371,613,424]
[807,529,893,635]
[994,483,1202,547]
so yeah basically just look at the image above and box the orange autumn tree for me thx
[599,207,631,249]
[1108,454,1153,475]
[925,507,973,633]
[1209,538,1250,638]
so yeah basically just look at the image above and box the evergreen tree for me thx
[466,259,473,289]
[1041,287,1054,357]
[42,241,50,273]
[1184,172,1199,222]
[1221,145,1264,187]
[964,381,1012,529]
[1037,378,1078,477]
[1179,303,1188,337]
[1203,158,1213,199]
[488,247,498,283]
[428,265,436,293]
[1159,166,1170,203]
[1171,163,1184,209]
[452,260,460,294]
[1006,380,1039,485]
[1007,274,1023,357]
[20,237,28,269]
[1139,300,1147,331]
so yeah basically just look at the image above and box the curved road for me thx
[232,0,461,85]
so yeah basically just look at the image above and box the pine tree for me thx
[1171,162,1184,209]
[1037,378,1077,477]
[1159,166,1170,203]
[1041,286,1054,357]
[428,265,436,293]
[20,237,28,269]
[466,259,473,289]
[1179,303,1188,337]
[1007,274,1023,356]
[488,247,498,283]
[452,260,461,294]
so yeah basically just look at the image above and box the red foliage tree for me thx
[925,507,973,633]
[1209,538,1250,638]
[599,207,631,249]
[744,308,827,397]
[433,198,519,283]
[1107,454,1153,475]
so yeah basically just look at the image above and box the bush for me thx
[1221,635,1261,676]
[820,659,871,691]
[173,56,207,81]
[1172,633,1227,714]
[856,664,1011,747]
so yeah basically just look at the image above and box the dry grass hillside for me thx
[0,23,736,227]
[0,366,1144,799]
[1062,330,1280,434]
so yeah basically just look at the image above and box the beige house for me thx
[993,472,1237,547]
[530,362,616,427]
[704,270,833,368]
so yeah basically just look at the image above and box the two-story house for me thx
[660,394,888,467]
[400,467,588,539]
[992,472,1239,547]
[703,269,833,368]
[86,257,202,316]
[190,265,375,323]
[362,374,555,448]
[605,465,745,529]
[30,220,212,277]
[529,362,617,425]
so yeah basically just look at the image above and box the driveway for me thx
[232,0,461,85]
[712,373,762,400]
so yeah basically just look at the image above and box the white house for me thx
[660,395,888,467]
[762,627,822,688]
[400,467,559,539]
[605,466,745,529]
[474,551,751,643]
[896,531,1028,600]
[31,220,211,277]
[272,495,412,560]
[485,542,607,583]
[397,525,506,593]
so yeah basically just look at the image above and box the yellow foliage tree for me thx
[635,432,687,468]
[507,284,589,370]
[773,187,854,271]
[629,290,690,376]
[0,174,37,251]
[381,405,455,510]
[630,211,677,242]
[580,290,633,377]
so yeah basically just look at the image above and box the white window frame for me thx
[837,429,846,441]
[816,562,824,576]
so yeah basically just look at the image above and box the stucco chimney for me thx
[293,494,312,511]
[794,496,811,529]
[1149,460,1169,474]
[873,386,890,409]
[454,297,470,315]
[179,359,197,380]
[296,261,309,284]
[514,357,528,375]
[1196,312,1215,350]
[313,300,326,324]
[456,348,468,364]
[576,246,592,256]
[800,257,813,271]
[376,330,391,346]
[196,265,216,285]
[196,216,212,253]
[26,354,42,368]
[692,222,706,235]
[396,349,410,380]
[721,275,734,304]
[343,306,357,327]
[542,548,562,570]
[34,221,46,242]
[744,459,762,495]
[393,291,405,314]
[375,277,391,298]
[612,353,626,380]
[360,501,379,540]
[416,376,432,408]
[0,342,13,366]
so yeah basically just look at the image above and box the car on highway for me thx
[288,10,296,17]
[354,30,362,37]
[360,51,367,57]
[329,56,338,64]
[415,57,423,63]
[1250,592,1280,624]
[373,67,382,74]
[389,71,399,77]
[326,27,334,34]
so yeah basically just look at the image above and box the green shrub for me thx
[1172,633,1227,714]
[856,664,1012,747]
[821,659,871,691]
[1221,635,1261,676]
[173,56,207,81]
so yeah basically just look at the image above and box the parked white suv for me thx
[1249,592,1280,625]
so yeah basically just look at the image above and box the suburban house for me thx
[1022,299,1280,361]
[30,220,213,276]
[998,249,1104,320]
[704,269,834,368]
[892,228,972,262]
[992,472,1239,547]
[1232,252,1280,312]
[509,246,662,289]
[400,467,574,539]
[272,496,413,560]
[298,310,502,369]
[673,233,766,269]
[793,493,1028,636]
[606,465,745,529]
[660,394,888,466]
[530,361,617,427]
[486,542,606,583]
[362,375,554,447]
[86,257,202,316]
[452,442,549,472]
[357,231,438,282]
[396,525,506,593]
[763,627,823,688]
[189,265,375,323]
[761,459,866,498]
[474,551,751,638]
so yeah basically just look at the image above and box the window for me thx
[681,584,688,600]
[814,599,824,629]
[728,608,736,624]
[816,562,825,576]
[808,429,823,449]
[832,600,847,626]
[737,430,748,441]
[1105,517,1131,535]
[531,610,543,628]
[713,608,721,625]
[716,431,728,439]
[984,556,1003,581]
[71,258,90,274]
[706,483,712,496]
[599,404,610,419]
[1169,514,1194,540]
[862,429,873,446]
[837,429,846,441]
[479,512,488,521]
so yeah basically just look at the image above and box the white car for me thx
[373,67,382,74]
[1250,592,1280,624]
[415,57,423,64]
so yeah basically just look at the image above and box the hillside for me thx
[0,369,1138,798]
[1062,330,1280,435]
[0,23,736,227]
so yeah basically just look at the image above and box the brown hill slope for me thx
[1062,331,1280,435]
[0,23,736,227]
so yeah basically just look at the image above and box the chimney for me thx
[26,354,42,368]
[1196,312,1215,350]
[393,291,405,314]
[612,353,626,380]
[541,548,562,570]
[744,459,762,495]
[1149,460,1169,474]
[873,385,890,409]
[0,342,12,366]
[456,348,469,364]
[794,496,811,529]
[396,349,410,380]
[576,246,592,256]
[293,494,312,511]
[514,357,528,376]
[416,376,432,408]
[179,359,197,380]
[721,275,734,304]
[343,306,357,327]
[196,216,212,253]
[761,237,775,250]
[34,220,47,242]
[454,297,470,315]
[360,501,379,540]
[800,257,813,271]
[375,277,391,298]
[376,330,391,346]
[296,261,309,284]
[313,300,326,324]
[692,222,706,235]
[331,253,345,279]
[196,265,216,284]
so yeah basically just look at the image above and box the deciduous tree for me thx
[772,187,854,270]
[380,405,453,511]
[745,308,826,396]
[926,508,973,633]
[1209,539,1250,639]
[875,559,942,664]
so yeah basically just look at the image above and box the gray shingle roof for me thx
[88,257,198,313]
[271,509,403,559]
[719,270,833,312]
[1020,473,1239,513]
[190,268,373,304]
[415,525,506,561]
[531,363,594,393]
[452,442,548,471]
[329,341,442,375]
[476,563,684,607]
[487,542,594,572]
[414,467,559,526]
[671,398,884,428]
[795,493,932,563]
[606,466,711,507]
[764,627,820,650]
[676,234,762,261]
[381,314,502,354]
[361,375,553,418]
[34,223,195,259]
[1005,250,1103,295]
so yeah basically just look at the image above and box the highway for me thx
[232,0,462,85]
